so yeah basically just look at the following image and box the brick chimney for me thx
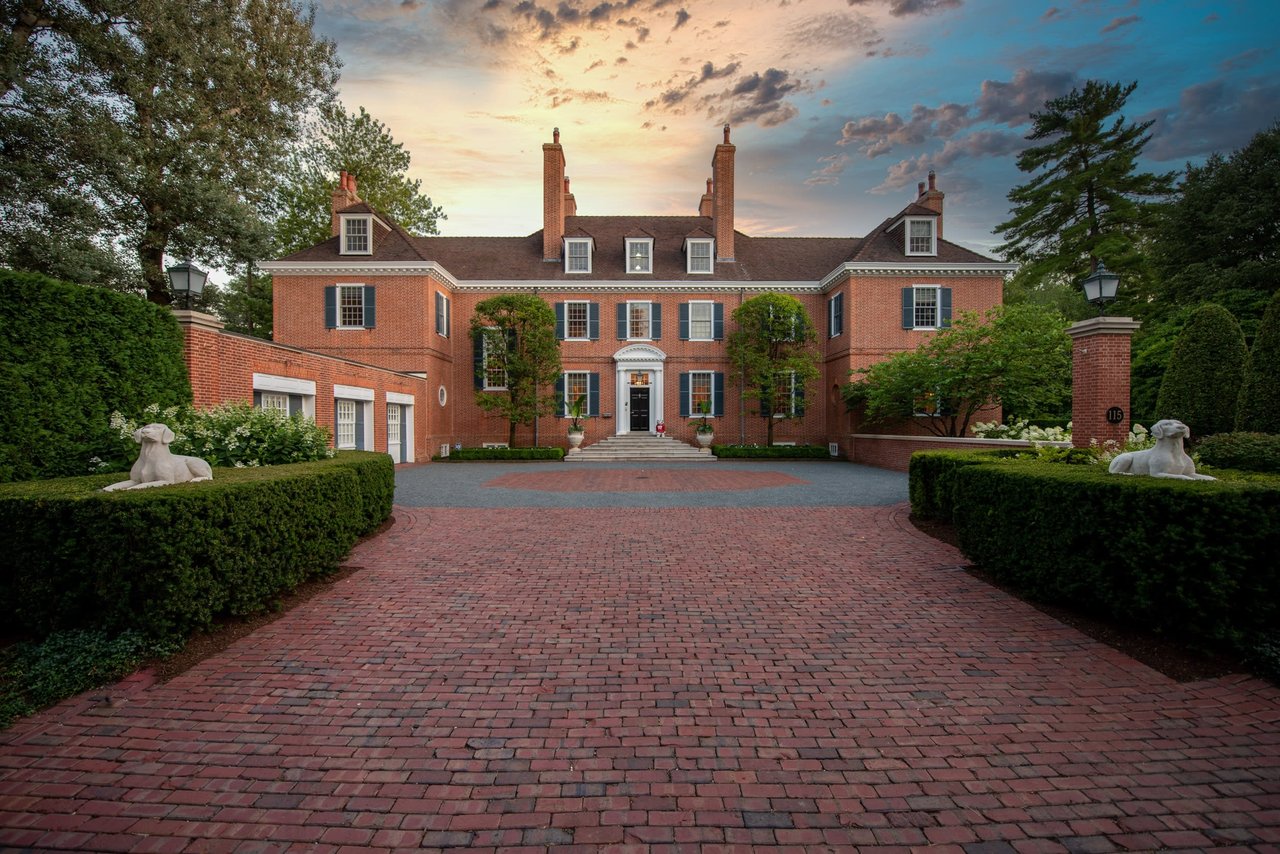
[563,176,577,217]
[712,124,735,261]
[543,128,567,260]
[917,169,944,239]
[699,178,714,218]
[330,171,361,237]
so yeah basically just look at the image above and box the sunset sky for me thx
[311,0,1280,255]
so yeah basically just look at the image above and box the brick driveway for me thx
[1,465,1278,852]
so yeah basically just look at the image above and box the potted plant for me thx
[689,401,714,450]
[567,394,588,451]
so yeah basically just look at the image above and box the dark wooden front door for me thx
[629,386,650,432]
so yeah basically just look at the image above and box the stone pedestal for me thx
[1067,316,1141,450]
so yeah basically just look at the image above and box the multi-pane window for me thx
[627,239,652,273]
[689,301,714,340]
[688,240,713,273]
[773,372,797,417]
[338,285,365,328]
[629,302,651,339]
[482,329,507,390]
[828,292,844,338]
[335,399,357,448]
[435,292,450,337]
[913,286,939,328]
[343,217,370,254]
[259,392,289,414]
[566,239,591,273]
[690,371,713,416]
[563,371,589,415]
[566,301,589,339]
[907,219,934,255]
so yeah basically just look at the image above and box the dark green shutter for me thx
[651,303,661,339]
[759,385,771,417]
[713,303,724,340]
[679,303,690,340]
[713,373,724,417]
[588,302,599,340]
[324,287,337,328]
[555,374,566,416]
[473,331,484,389]
[616,303,627,339]
[588,373,600,416]
[679,373,690,417]
[363,286,376,328]
[354,402,365,450]
[795,378,805,416]
[902,288,914,329]
[555,302,566,339]
[288,394,302,416]
[940,287,953,328]
[253,390,262,408]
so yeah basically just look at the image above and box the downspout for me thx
[738,287,746,445]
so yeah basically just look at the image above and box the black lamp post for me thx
[167,259,208,310]
[1080,262,1120,316]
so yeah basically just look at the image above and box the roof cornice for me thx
[452,279,824,294]
[258,260,460,288]
[819,261,1017,290]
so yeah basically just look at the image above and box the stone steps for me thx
[568,432,714,462]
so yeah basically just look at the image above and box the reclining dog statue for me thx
[1107,418,1215,481]
[103,423,213,491]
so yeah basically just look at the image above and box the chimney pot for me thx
[917,181,925,197]
[553,127,560,144]
[928,170,936,191]
[723,123,731,144]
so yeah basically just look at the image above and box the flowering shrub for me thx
[109,403,333,468]
[1091,423,1157,465]
[970,419,1071,443]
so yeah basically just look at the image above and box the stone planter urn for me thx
[695,431,713,452]
[568,429,585,452]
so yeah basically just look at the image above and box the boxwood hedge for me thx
[712,444,831,459]
[951,460,1280,653]
[0,452,393,643]
[437,447,564,461]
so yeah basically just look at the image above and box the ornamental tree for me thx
[1235,288,1280,434]
[470,295,562,448]
[1155,303,1247,439]
[725,293,820,446]
[843,304,1071,438]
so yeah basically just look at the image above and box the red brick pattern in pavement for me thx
[483,468,808,493]
[1,505,1278,853]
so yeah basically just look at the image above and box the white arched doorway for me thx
[613,344,667,435]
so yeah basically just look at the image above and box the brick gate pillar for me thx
[173,309,225,409]
[1067,316,1141,450]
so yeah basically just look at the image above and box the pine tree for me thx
[1236,288,1280,434]
[995,80,1174,312]
[1155,304,1248,438]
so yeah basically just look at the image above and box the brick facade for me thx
[1067,317,1141,450]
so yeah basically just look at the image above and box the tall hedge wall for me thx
[0,271,191,482]
[0,452,393,642]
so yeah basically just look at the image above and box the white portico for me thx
[613,344,666,435]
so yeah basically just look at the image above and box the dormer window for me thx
[341,215,372,255]
[565,237,593,273]
[626,238,653,274]
[686,238,714,274]
[906,218,936,256]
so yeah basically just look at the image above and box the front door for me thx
[629,386,650,432]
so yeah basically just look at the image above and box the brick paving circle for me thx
[1,504,1278,852]
[484,468,808,493]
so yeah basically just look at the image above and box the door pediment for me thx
[613,343,667,364]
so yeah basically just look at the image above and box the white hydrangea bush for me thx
[970,419,1072,443]
[108,403,334,469]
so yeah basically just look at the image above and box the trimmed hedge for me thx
[712,444,831,459]
[1197,432,1280,474]
[1155,303,1248,439]
[0,452,393,642]
[0,271,191,482]
[437,447,564,461]
[1236,288,1280,433]
[908,449,1015,520]
[951,460,1280,653]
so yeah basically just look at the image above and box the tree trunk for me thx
[138,227,171,305]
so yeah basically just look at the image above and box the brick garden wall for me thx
[850,434,1069,472]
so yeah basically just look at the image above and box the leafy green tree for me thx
[725,293,820,446]
[1236,288,1280,434]
[995,80,1174,316]
[0,0,339,301]
[843,304,1071,437]
[1155,303,1248,438]
[1129,307,1195,426]
[208,264,274,339]
[1152,122,1280,331]
[272,104,446,255]
[470,295,561,448]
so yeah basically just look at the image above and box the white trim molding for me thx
[386,391,416,405]
[819,261,1018,291]
[253,373,316,396]
[258,260,461,289]
[333,384,375,401]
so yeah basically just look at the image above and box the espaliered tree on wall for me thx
[470,295,562,447]
[726,293,820,446]
[1155,303,1248,439]
[843,304,1071,438]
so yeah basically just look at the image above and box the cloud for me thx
[837,102,970,155]
[644,61,742,111]
[787,12,881,53]
[1040,7,1063,22]
[805,153,851,186]
[1100,14,1139,34]
[845,0,962,17]
[1142,76,1280,161]
[973,68,1077,125]
[723,68,808,127]
[871,130,1023,192]
[1219,47,1269,73]
[673,8,690,29]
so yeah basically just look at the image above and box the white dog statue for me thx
[102,423,213,491]
[1107,418,1215,481]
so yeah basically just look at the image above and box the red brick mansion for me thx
[226,126,1011,462]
